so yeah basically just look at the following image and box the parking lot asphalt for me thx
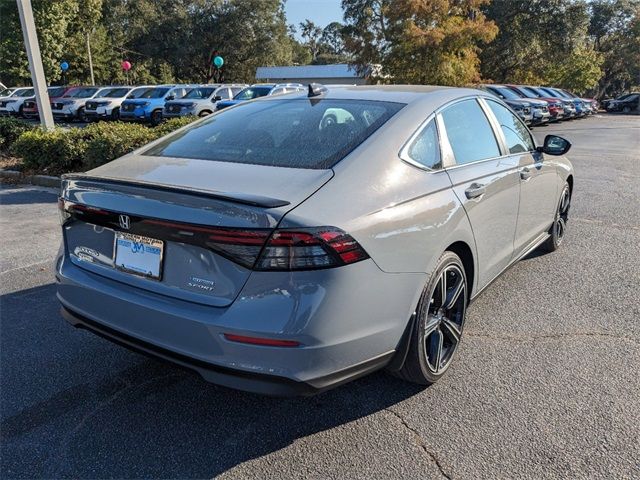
[1,114,639,479]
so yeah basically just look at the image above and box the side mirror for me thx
[213,95,222,102]
[537,135,571,156]
[166,95,174,101]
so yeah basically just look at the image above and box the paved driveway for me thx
[1,115,638,479]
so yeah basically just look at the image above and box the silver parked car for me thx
[163,84,247,118]
[56,85,574,395]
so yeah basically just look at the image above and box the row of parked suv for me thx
[477,84,600,125]
[3,81,637,126]
[0,83,307,124]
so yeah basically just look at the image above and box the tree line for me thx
[1,0,638,98]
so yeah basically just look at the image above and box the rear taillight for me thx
[145,220,369,271]
[58,197,70,224]
[255,227,369,271]
[62,198,369,271]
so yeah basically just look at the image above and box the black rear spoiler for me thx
[61,174,290,209]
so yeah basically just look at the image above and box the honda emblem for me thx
[119,214,131,230]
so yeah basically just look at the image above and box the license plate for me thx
[96,107,106,114]
[114,232,163,279]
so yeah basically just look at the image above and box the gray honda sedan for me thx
[56,85,573,395]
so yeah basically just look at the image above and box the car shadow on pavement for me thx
[0,283,425,479]
[0,187,58,206]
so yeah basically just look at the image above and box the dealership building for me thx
[255,64,381,85]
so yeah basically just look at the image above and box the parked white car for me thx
[51,86,110,122]
[0,87,35,117]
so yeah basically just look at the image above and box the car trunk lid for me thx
[61,156,333,307]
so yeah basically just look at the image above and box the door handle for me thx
[465,183,486,199]
[520,167,532,180]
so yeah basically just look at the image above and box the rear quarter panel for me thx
[280,96,478,288]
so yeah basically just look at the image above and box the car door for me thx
[483,99,558,256]
[439,98,520,289]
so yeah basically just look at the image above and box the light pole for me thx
[16,0,54,130]
[86,31,95,85]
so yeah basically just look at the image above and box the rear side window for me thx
[440,99,500,165]
[405,119,441,169]
[145,98,404,169]
[486,100,535,154]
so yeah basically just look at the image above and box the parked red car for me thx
[22,86,72,119]
[506,85,566,121]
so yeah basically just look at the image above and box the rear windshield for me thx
[145,98,404,169]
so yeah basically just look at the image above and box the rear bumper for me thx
[56,253,423,395]
[61,305,393,396]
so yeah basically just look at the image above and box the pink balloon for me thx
[121,61,132,71]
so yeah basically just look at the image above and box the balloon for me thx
[121,60,132,71]
[60,61,69,71]
[213,56,224,68]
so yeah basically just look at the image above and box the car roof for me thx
[263,84,464,105]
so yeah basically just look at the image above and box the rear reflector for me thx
[223,333,300,347]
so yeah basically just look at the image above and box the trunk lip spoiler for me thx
[61,173,291,209]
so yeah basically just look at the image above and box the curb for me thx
[0,169,60,188]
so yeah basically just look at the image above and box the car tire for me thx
[111,108,120,120]
[541,182,571,253]
[18,105,24,118]
[76,107,87,123]
[622,106,631,113]
[396,251,468,385]
[151,109,163,125]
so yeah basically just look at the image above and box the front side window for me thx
[214,88,230,100]
[440,99,500,165]
[139,88,170,99]
[184,88,216,99]
[64,87,99,98]
[101,87,130,98]
[48,87,66,97]
[405,119,441,169]
[233,87,272,101]
[145,99,404,169]
[486,100,535,154]
[127,87,151,99]
[487,86,521,101]
[523,87,543,98]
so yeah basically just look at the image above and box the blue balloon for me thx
[213,56,224,68]
[60,61,69,71]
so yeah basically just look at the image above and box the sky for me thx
[284,0,344,32]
